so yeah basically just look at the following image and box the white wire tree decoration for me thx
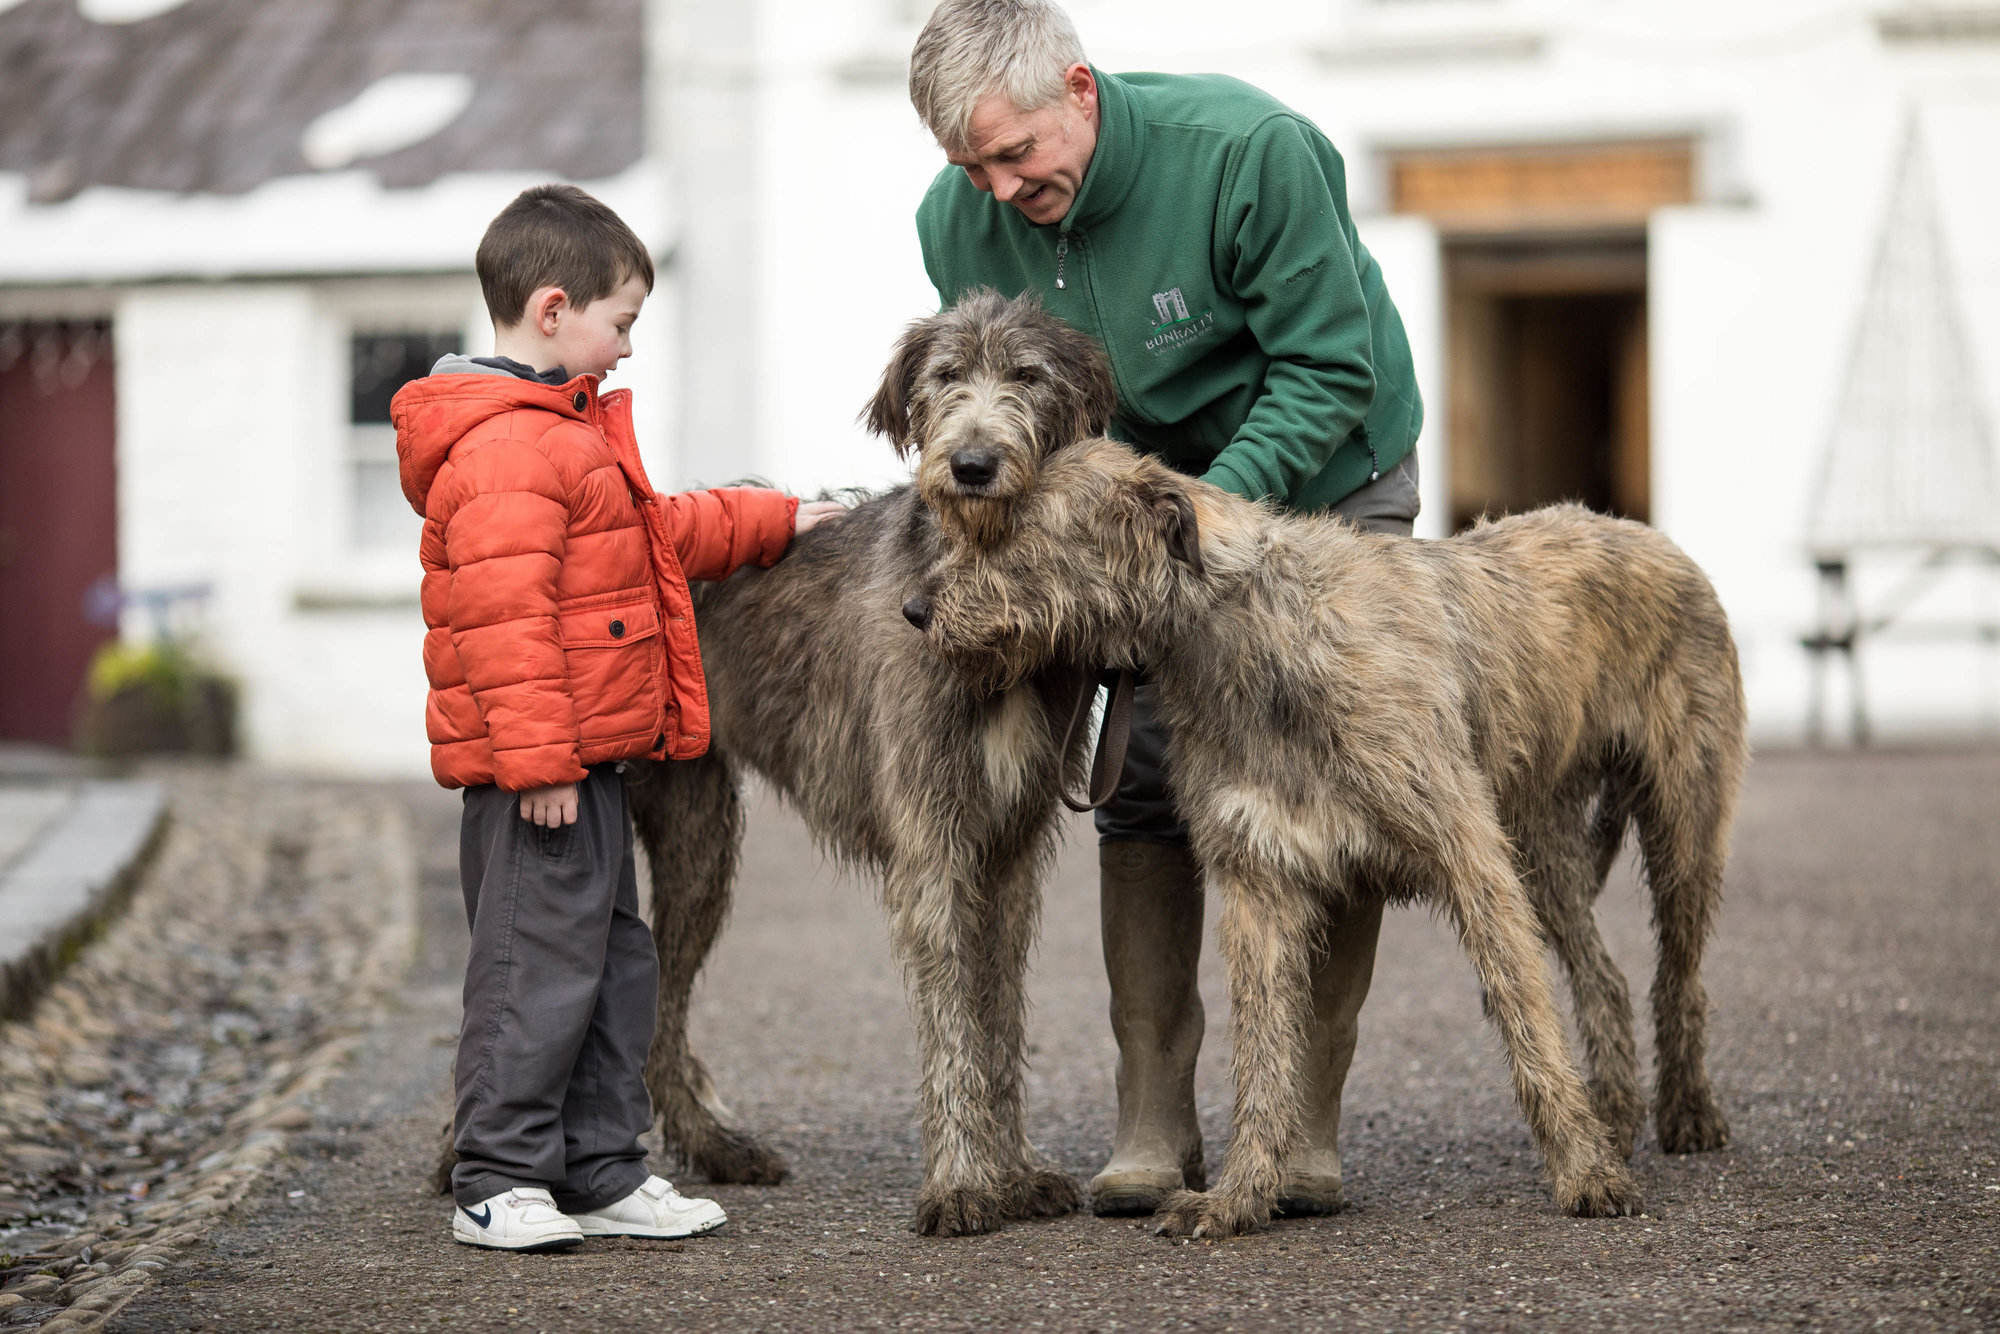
[1801,111,2000,743]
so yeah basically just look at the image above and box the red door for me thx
[0,321,118,745]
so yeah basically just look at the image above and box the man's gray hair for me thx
[909,0,1089,156]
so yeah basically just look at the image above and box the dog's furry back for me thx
[690,484,1077,875]
[1162,500,1746,857]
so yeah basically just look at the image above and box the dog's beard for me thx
[920,617,1031,694]
[928,494,1014,550]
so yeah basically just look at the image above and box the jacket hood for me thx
[392,358,597,515]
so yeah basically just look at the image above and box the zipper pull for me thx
[1055,232,1069,290]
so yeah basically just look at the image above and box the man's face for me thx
[946,67,1098,227]
[552,271,647,381]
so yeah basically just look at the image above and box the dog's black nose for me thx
[949,449,998,488]
[902,595,933,632]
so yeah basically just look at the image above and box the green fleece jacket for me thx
[917,69,1422,512]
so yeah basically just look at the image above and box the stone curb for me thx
[6,792,419,1332]
[0,782,169,1025]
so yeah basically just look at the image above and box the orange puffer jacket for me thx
[392,366,797,791]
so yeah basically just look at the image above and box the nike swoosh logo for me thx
[465,1204,492,1228]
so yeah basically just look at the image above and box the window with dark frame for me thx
[347,331,460,550]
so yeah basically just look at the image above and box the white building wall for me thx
[23,0,1997,773]
[116,285,327,763]
[694,0,2000,746]
[1354,215,1449,539]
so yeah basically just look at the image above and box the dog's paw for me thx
[915,1185,1008,1237]
[1656,1090,1730,1155]
[1002,1168,1080,1220]
[686,1127,790,1186]
[1558,1161,1643,1218]
[1151,1188,1267,1239]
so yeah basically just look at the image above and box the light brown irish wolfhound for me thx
[902,436,1744,1236]
[615,293,1115,1236]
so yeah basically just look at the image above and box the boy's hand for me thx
[520,782,579,827]
[793,499,848,536]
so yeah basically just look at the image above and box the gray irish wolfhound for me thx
[614,292,1115,1236]
[902,435,1744,1236]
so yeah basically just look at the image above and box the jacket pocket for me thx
[560,590,662,649]
[559,592,665,746]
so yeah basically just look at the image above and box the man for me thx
[907,0,1423,1217]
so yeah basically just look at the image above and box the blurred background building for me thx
[2,0,1997,773]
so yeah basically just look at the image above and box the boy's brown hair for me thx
[475,184,656,328]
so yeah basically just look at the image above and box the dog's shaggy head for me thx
[863,288,1116,548]
[901,438,1252,690]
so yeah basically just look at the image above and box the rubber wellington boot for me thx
[1088,840,1208,1216]
[1276,893,1384,1216]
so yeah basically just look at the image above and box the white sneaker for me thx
[452,1186,583,1252]
[571,1175,727,1239]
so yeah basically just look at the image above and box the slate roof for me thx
[0,0,644,204]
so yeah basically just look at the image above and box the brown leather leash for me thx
[1059,666,1138,812]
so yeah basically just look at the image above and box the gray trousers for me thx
[452,763,655,1211]
[1096,451,1422,843]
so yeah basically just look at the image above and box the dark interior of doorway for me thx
[1445,234,1650,532]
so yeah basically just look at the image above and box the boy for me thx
[393,184,841,1251]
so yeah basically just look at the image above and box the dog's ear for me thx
[1142,477,1205,576]
[1055,321,1118,440]
[862,317,934,454]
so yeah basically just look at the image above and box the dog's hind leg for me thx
[1632,709,1740,1155]
[428,1117,456,1195]
[1430,795,1640,1217]
[627,753,789,1185]
[1516,787,1644,1161]
[1154,866,1319,1239]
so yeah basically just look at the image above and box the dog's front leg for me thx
[885,866,1018,1237]
[972,854,1080,1220]
[1154,867,1318,1239]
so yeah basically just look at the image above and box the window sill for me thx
[292,567,421,614]
[1312,5,1549,67]
[1874,6,2000,42]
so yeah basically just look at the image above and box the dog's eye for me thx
[935,363,963,384]
[1009,366,1039,385]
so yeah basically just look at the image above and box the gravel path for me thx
[3,748,1997,1331]
[0,769,414,1330]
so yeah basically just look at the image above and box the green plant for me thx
[74,639,239,758]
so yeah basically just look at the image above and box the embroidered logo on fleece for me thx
[1145,287,1217,353]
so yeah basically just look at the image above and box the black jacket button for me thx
[609,619,626,638]
[573,390,588,411]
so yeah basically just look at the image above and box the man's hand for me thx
[520,782,579,827]
[794,499,848,536]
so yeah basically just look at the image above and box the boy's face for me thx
[551,272,647,381]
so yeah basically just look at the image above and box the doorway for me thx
[1387,137,1690,531]
[1444,236,1650,530]
[0,321,118,744]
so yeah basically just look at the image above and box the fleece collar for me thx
[1062,67,1146,234]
